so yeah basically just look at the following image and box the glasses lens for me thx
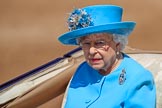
[81,40,111,49]
[95,40,106,48]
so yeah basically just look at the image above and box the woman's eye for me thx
[96,41,105,45]
[82,42,90,46]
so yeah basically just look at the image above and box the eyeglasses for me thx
[80,39,112,50]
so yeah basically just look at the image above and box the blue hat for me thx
[58,5,136,45]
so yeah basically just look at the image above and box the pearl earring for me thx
[117,51,120,55]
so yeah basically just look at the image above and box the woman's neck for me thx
[99,53,123,76]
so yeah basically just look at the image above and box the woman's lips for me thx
[90,58,102,63]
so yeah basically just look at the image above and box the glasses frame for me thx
[79,38,113,50]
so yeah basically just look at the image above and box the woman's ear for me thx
[116,42,121,52]
[116,42,120,48]
[116,42,121,57]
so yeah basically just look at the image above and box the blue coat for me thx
[64,54,156,108]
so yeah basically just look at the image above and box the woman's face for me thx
[80,33,119,71]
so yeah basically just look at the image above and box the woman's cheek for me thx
[83,52,89,61]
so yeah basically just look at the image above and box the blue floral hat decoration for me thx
[58,5,136,45]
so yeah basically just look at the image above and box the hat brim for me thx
[58,21,136,45]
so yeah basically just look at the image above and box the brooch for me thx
[119,69,126,85]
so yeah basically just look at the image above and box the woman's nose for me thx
[89,46,97,55]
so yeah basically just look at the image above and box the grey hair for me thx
[112,34,128,51]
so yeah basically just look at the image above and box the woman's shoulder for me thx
[76,61,93,72]
[123,54,154,81]
[123,53,148,71]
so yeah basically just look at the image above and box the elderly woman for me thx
[58,5,156,108]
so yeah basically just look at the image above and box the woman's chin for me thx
[90,64,104,70]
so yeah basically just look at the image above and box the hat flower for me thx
[68,8,93,31]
